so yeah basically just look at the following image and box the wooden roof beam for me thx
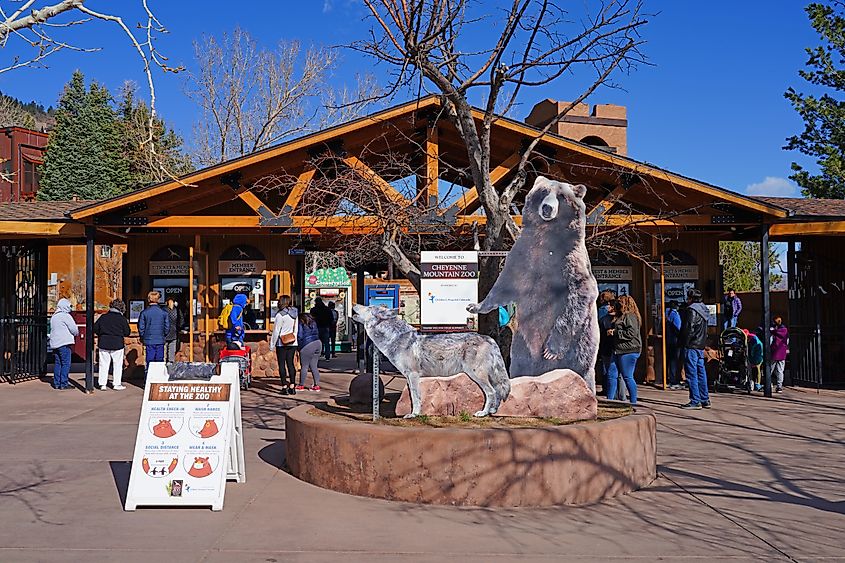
[344,155,410,206]
[446,151,522,216]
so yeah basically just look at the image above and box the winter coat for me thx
[270,307,299,348]
[770,325,789,362]
[612,312,642,355]
[226,294,248,342]
[297,319,321,349]
[724,295,742,319]
[310,302,333,329]
[598,313,615,357]
[165,306,182,342]
[49,298,78,349]
[665,307,682,348]
[748,334,764,365]
[138,303,170,346]
[680,302,709,350]
[94,308,130,351]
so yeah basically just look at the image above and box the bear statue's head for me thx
[523,176,588,228]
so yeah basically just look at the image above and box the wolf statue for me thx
[352,304,511,417]
[468,176,600,392]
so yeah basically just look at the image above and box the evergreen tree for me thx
[117,82,192,189]
[785,2,845,199]
[39,70,131,201]
[719,242,784,292]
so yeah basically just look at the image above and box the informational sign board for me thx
[218,260,267,275]
[420,251,478,330]
[125,363,245,511]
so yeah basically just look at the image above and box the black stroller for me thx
[715,327,752,393]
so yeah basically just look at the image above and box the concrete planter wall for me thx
[285,405,657,507]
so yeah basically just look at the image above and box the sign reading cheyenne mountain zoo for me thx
[420,251,478,331]
[125,363,245,511]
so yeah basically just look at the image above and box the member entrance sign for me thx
[420,250,478,330]
[125,362,245,511]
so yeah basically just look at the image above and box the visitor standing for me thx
[681,289,710,409]
[138,290,170,373]
[665,301,683,389]
[93,299,131,390]
[745,328,764,392]
[296,313,322,391]
[164,298,182,363]
[270,295,298,395]
[606,295,641,406]
[597,293,616,396]
[770,316,789,392]
[226,293,248,349]
[722,289,742,330]
[49,298,78,390]
[310,297,333,361]
[328,301,339,358]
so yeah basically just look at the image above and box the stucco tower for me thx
[525,100,627,156]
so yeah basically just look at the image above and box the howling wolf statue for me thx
[352,304,511,417]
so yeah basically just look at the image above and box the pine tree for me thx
[719,242,784,292]
[117,82,192,189]
[785,2,845,199]
[39,71,131,201]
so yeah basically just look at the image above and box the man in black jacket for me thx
[310,297,334,361]
[680,288,711,409]
[94,299,131,390]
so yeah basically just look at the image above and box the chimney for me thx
[525,99,628,156]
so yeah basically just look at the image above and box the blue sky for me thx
[0,1,823,199]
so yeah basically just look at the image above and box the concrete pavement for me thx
[1,355,843,562]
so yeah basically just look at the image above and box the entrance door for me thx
[0,243,48,383]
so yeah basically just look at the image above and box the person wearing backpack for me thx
[222,293,248,349]
[94,298,131,390]
[270,294,298,395]
[138,290,170,374]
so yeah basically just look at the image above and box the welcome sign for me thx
[420,251,478,329]
[125,363,245,511]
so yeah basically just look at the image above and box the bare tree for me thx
[96,245,122,301]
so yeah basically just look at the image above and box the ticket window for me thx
[220,277,266,330]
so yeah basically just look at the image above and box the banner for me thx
[125,363,245,511]
[420,251,478,329]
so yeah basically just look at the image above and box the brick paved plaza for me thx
[1,356,844,562]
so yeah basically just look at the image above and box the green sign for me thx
[305,267,351,288]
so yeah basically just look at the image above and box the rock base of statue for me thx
[348,373,385,405]
[394,369,597,421]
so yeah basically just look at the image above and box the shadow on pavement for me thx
[258,439,286,470]
[109,461,131,508]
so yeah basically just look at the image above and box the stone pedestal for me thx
[395,369,597,421]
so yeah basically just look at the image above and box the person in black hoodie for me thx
[94,299,131,390]
[310,297,334,361]
[680,288,711,409]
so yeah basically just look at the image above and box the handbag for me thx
[280,315,297,346]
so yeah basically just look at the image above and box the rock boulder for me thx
[349,373,385,405]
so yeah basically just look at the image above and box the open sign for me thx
[232,283,251,293]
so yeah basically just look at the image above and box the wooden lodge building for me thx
[1,96,844,391]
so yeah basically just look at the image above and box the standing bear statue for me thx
[468,176,600,391]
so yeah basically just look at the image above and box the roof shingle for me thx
[0,200,94,222]
[753,196,845,218]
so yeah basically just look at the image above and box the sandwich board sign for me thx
[125,362,245,511]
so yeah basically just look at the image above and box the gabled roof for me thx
[0,200,92,221]
[754,196,845,219]
[70,95,788,221]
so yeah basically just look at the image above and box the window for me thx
[22,160,40,195]
[99,245,113,258]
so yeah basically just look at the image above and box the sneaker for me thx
[281,387,289,395]
[701,401,711,409]
[681,402,702,410]
[288,386,297,395]
[755,384,763,392]
[100,385,108,391]
[113,385,126,390]
[310,385,321,392]
[776,385,783,393]
[295,385,306,391]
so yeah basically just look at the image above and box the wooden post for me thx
[189,244,195,361]
[760,226,772,398]
[204,248,209,363]
[85,226,95,392]
[660,254,667,390]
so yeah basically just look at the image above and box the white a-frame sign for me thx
[125,362,245,511]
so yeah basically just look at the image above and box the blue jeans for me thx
[52,344,72,388]
[722,317,738,331]
[667,344,682,386]
[606,352,639,405]
[318,327,331,359]
[145,344,164,372]
[685,348,709,404]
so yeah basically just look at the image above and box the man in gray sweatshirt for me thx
[680,288,711,409]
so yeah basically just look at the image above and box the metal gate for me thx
[788,250,845,388]
[0,242,48,384]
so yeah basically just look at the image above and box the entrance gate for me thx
[788,250,845,388]
[0,242,48,384]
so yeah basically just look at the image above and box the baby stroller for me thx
[218,345,251,390]
[715,328,752,393]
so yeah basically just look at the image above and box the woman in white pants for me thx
[93,299,131,390]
